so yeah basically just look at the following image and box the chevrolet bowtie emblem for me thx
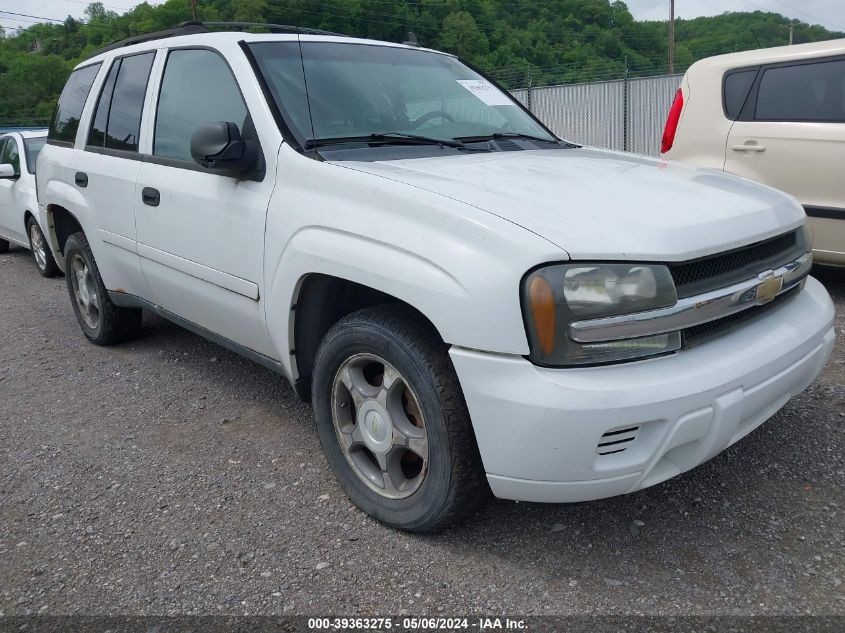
[755,272,783,304]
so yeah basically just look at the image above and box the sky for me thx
[1,0,844,37]
[626,0,844,31]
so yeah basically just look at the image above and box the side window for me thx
[3,138,21,175]
[48,63,101,146]
[87,52,154,152]
[755,59,845,122]
[154,48,248,161]
[723,68,757,120]
[0,137,20,175]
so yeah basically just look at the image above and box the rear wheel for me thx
[312,304,489,531]
[64,232,141,345]
[27,217,59,278]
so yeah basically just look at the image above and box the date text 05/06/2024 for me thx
[307,617,528,631]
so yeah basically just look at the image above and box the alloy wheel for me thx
[29,223,47,271]
[70,253,100,330]
[331,353,429,499]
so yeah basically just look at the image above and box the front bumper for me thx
[450,276,835,503]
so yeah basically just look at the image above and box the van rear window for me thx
[48,63,101,147]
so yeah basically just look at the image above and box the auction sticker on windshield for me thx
[456,79,513,106]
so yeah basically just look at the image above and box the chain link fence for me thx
[511,73,683,156]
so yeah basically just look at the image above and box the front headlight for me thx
[522,263,680,366]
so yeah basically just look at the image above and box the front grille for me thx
[683,284,801,347]
[669,231,802,298]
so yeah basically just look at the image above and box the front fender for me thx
[263,146,566,379]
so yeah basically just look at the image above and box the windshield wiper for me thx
[454,132,563,144]
[304,133,467,150]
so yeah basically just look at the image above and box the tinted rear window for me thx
[48,63,101,146]
[723,68,757,120]
[88,53,154,152]
[106,53,154,151]
[756,59,845,122]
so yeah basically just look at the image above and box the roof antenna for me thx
[403,31,419,47]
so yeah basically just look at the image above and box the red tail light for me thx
[661,88,684,154]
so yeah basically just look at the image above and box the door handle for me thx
[731,144,766,152]
[141,187,160,207]
[75,172,88,187]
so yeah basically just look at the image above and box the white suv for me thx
[662,38,845,267]
[38,24,835,531]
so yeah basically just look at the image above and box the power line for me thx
[0,9,130,33]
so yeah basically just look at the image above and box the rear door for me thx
[725,56,845,259]
[72,50,157,296]
[134,46,277,357]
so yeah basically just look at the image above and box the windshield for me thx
[24,137,46,174]
[248,42,555,149]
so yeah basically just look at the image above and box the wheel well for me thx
[49,205,83,254]
[292,274,437,402]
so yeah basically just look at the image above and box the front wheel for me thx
[312,304,489,531]
[27,217,59,278]
[64,232,141,345]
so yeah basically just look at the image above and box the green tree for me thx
[439,11,489,58]
[0,0,843,125]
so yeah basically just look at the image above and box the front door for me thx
[134,46,277,357]
[0,136,25,244]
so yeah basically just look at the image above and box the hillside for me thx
[1,0,842,126]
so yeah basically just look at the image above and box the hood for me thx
[335,148,805,261]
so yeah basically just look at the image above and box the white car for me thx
[37,24,835,531]
[661,38,845,267]
[0,130,59,276]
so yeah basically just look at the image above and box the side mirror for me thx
[190,122,259,176]
[0,163,17,179]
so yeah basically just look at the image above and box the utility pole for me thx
[789,21,795,45]
[190,0,198,21]
[668,0,675,74]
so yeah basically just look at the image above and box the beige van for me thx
[662,39,845,266]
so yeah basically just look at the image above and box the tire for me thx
[0,238,8,254]
[312,304,489,532]
[64,232,142,345]
[26,217,59,278]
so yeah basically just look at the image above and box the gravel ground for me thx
[0,246,843,617]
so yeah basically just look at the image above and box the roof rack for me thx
[87,21,348,59]
[198,21,347,37]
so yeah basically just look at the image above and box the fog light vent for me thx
[596,426,640,455]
